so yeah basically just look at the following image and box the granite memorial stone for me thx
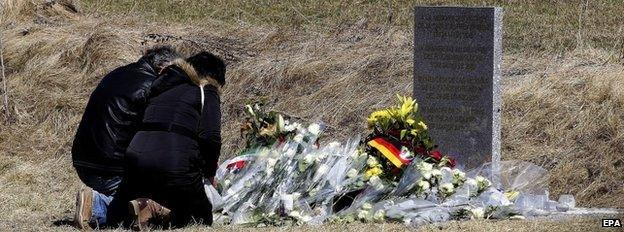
[413,6,502,171]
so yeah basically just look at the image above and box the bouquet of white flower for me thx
[212,96,577,227]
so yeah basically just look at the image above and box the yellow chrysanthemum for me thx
[367,110,391,124]
[364,167,383,179]
[406,118,416,125]
[417,121,427,130]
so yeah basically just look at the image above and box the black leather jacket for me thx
[72,58,157,175]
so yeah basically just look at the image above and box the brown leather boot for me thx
[128,198,171,231]
[74,186,93,230]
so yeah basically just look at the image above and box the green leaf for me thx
[400,129,407,139]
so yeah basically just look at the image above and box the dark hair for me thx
[186,51,226,86]
[142,45,180,71]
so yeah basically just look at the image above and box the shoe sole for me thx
[74,188,92,230]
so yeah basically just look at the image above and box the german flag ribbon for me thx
[367,137,410,168]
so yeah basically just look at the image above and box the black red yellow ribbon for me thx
[367,137,410,168]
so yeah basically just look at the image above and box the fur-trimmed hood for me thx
[149,59,222,97]
[171,58,222,91]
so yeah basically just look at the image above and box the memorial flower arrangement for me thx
[363,95,456,184]
[212,95,573,227]
[240,103,321,151]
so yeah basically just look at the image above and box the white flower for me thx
[344,214,355,223]
[316,164,329,176]
[417,161,434,179]
[244,105,255,116]
[267,158,277,167]
[281,194,294,212]
[315,152,328,162]
[303,154,314,164]
[298,155,314,172]
[421,172,432,180]
[307,123,321,136]
[431,169,442,179]
[289,210,301,218]
[373,209,385,222]
[309,187,319,197]
[223,179,231,187]
[362,203,373,210]
[258,148,270,157]
[346,168,359,178]
[440,183,455,196]
[292,192,301,200]
[293,134,304,143]
[417,161,433,171]
[366,156,379,167]
[475,175,491,191]
[452,169,466,185]
[453,169,466,179]
[244,180,253,188]
[368,176,385,190]
[284,121,297,132]
[298,163,309,172]
[417,180,430,191]
[470,207,484,219]
[277,115,285,132]
[357,210,371,221]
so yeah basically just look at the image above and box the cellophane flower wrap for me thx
[212,97,575,227]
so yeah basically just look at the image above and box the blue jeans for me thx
[92,191,114,225]
[76,168,122,225]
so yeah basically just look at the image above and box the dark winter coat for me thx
[108,58,222,227]
[72,58,157,175]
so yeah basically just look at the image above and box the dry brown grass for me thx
[0,0,622,230]
[80,0,624,54]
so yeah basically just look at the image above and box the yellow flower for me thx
[367,110,391,125]
[364,167,383,180]
[398,97,414,118]
[418,121,428,130]
[406,118,416,125]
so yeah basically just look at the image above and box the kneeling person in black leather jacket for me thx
[107,52,225,230]
[71,46,181,228]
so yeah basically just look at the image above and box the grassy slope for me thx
[82,0,624,54]
[0,0,623,231]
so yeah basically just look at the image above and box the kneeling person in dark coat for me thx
[107,52,226,230]
[72,46,180,229]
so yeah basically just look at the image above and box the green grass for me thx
[82,0,624,55]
